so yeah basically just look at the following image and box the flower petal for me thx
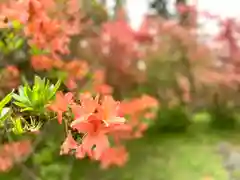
[71,121,94,133]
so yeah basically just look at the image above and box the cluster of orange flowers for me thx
[119,95,158,138]
[48,92,158,168]
[0,66,20,96]
[32,56,90,89]
[0,140,31,172]
[0,0,161,171]
[48,92,129,168]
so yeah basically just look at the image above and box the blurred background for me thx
[1,0,240,179]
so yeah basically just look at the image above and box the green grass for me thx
[2,121,240,180]
[70,127,240,180]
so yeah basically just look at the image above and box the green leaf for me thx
[7,42,15,51]
[0,41,5,48]
[0,91,13,111]
[22,76,29,86]
[18,86,25,96]
[49,80,61,100]
[12,93,28,103]
[12,76,62,115]
[14,38,24,49]
[0,107,11,125]
[53,79,61,93]
[12,117,24,134]
[23,85,32,102]
[12,20,23,29]
[7,32,14,39]
[34,76,42,89]
[29,45,50,56]
[21,107,34,112]
[13,101,29,108]
[31,90,39,105]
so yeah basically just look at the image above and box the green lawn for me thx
[2,122,240,180]
[72,128,240,180]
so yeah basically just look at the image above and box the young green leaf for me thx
[0,91,13,110]
[12,117,24,134]
[23,85,32,102]
[49,80,61,100]
[0,107,11,126]
[12,20,23,30]
[13,101,29,108]
[14,38,24,49]
[12,93,28,104]
[21,107,34,112]
[13,76,62,114]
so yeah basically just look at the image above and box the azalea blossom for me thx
[48,92,74,124]
[71,115,110,160]
[60,133,78,155]
[99,146,128,169]
[0,140,31,172]
[96,96,126,126]
[71,94,99,123]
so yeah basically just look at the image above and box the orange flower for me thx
[75,144,94,159]
[140,95,158,109]
[60,133,78,155]
[71,94,99,123]
[107,123,133,143]
[99,146,128,169]
[48,92,74,124]
[6,66,19,77]
[53,59,65,69]
[65,78,77,90]
[1,66,20,89]
[71,115,110,159]
[97,96,126,126]
[95,84,113,95]
[93,69,105,84]
[68,94,129,161]
[0,140,31,172]
[65,60,89,80]
[31,55,54,71]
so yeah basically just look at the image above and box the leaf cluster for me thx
[13,76,61,114]
[0,76,61,136]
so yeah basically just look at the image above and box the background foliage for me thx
[0,0,240,180]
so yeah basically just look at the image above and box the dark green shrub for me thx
[154,105,191,133]
[207,92,237,130]
[208,104,237,130]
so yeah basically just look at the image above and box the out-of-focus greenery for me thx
[1,0,240,179]
[2,116,240,180]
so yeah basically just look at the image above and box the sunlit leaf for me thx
[21,107,34,112]
[13,101,29,108]
[49,80,61,100]
[13,76,60,114]
[13,93,28,103]
[0,91,12,110]
[12,20,23,29]
[0,107,11,125]
[12,117,24,134]
[14,38,24,49]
